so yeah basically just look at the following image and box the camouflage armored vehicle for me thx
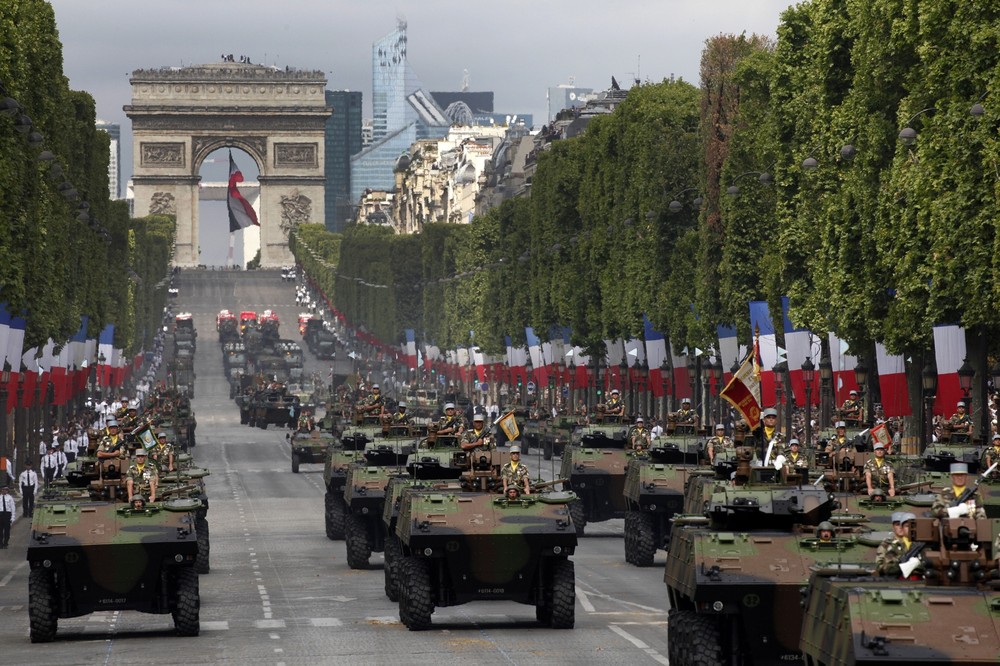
[342,421,420,569]
[248,385,298,429]
[322,434,366,540]
[920,421,984,473]
[799,514,1000,665]
[27,498,202,642]
[394,447,578,630]
[664,448,879,665]
[289,428,336,473]
[525,413,579,460]
[559,414,631,535]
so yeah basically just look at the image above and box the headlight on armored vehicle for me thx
[175,554,184,562]
[553,546,562,555]
[423,547,433,556]
[43,559,52,568]
[712,601,724,612]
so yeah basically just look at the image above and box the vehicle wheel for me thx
[543,441,553,461]
[569,499,587,536]
[325,491,345,540]
[345,513,372,569]
[399,557,433,630]
[195,517,210,574]
[549,559,575,629]
[172,567,200,636]
[686,613,724,665]
[29,569,57,643]
[258,419,267,430]
[623,512,637,564]
[632,512,657,567]
[669,609,698,664]
[291,454,300,474]
[383,536,402,601]
[247,413,255,427]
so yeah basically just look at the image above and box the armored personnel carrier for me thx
[248,384,298,429]
[394,446,578,630]
[342,420,420,569]
[321,432,366,540]
[289,427,333,473]
[664,447,878,664]
[559,413,631,535]
[27,498,202,642]
[800,514,1000,664]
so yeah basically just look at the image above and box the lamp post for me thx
[922,361,937,453]
[802,357,815,449]
[958,356,974,401]
[619,359,629,417]
[15,374,26,467]
[774,363,784,433]
[638,359,649,418]
[854,358,868,426]
[0,370,8,462]
[688,355,703,425]
[660,358,670,420]
[818,349,833,430]
[712,359,723,427]
[701,358,713,428]
[524,359,533,409]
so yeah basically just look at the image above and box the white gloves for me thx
[947,504,970,519]
[900,557,921,578]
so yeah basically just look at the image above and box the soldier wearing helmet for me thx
[674,398,698,427]
[460,412,494,453]
[841,389,862,423]
[436,402,465,436]
[391,401,411,426]
[932,462,986,519]
[816,521,835,543]
[360,384,385,415]
[629,416,650,453]
[97,417,125,460]
[864,441,896,498]
[707,423,734,464]
[605,389,624,418]
[948,401,973,442]
[983,434,1000,474]
[501,444,530,495]
[125,448,158,502]
[824,421,853,453]
[876,512,923,578]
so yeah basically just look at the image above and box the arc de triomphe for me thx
[125,63,331,267]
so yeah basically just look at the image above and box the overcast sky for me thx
[50,0,793,181]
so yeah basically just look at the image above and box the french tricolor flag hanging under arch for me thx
[228,151,259,232]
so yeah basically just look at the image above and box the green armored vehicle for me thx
[559,414,631,535]
[800,514,1000,665]
[343,422,420,569]
[27,498,202,642]
[289,428,333,473]
[394,447,578,630]
[664,447,878,665]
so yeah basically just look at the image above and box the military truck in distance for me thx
[394,447,578,630]
[27,499,201,642]
[559,415,631,535]
[664,448,879,665]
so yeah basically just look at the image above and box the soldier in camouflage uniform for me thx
[500,444,530,495]
[125,449,159,502]
[96,418,126,461]
[863,442,896,497]
[707,424,734,464]
[149,432,175,474]
[841,390,862,423]
[460,413,495,453]
[932,462,986,519]
[436,402,465,436]
[360,384,385,415]
[783,439,809,472]
[876,512,923,578]
[948,401,973,442]
[604,389,625,418]
[983,434,1000,473]
[390,401,411,426]
[628,417,651,453]
[674,398,698,427]
[824,421,854,453]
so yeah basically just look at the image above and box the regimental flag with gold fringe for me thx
[495,410,520,442]
[721,352,763,430]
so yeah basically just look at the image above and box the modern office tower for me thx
[96,120,121,199]
[324,89,363,232]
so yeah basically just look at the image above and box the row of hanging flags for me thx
[399,298,971,426]
[0,305,142,414]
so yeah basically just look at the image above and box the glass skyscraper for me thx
[324,90,363,232]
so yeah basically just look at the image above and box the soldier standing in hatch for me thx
[932,462,986,519]
[863,441,896,497]
[436,402,465,436]
[360,384,385,415]
[604,389,625,418]
[150,432,175,474]
[825,421,854,452]
[876,512,923,578]
[841,390,862,423]
[629,417,651,453]
[461,413,495,453]
[948,401,973,442]
[125,449,159,503]
[390,401,411,426]
[501,444,530,495]
[707,424,734,464]
[674,398,698,427]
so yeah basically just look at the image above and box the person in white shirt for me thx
[41,448,59,487]
[52,445,68,478]
[0,486,16,548]
[63,429,79,464]
[18,462,38,518]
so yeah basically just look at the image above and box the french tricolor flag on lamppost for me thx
[228,151,259,232]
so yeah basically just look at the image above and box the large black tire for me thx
[291,453,300,474]
[549,559,575,629]
[630,512,657,567]
[195,517,210,574]
[399,557,433,630]
[345,513,372,569]
[623,512,637,564]
[383,535,402,601]
[258,418,268,430]
[325,492,345,540]
[172,567,200,636]
[668,609,696,665]
[29,569,57,643]
[569,499,587,536]
[686,614,725,665]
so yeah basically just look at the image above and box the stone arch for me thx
[125,63,331,267]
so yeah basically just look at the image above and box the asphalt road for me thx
[0,269,671,665]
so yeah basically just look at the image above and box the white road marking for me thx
[255,619,286,629]
[366,616,399,624]
[609,625,670,665]
[0,561,27,587]
[309,618,342,627]
[201,621,229,631]
[576,585,596,612]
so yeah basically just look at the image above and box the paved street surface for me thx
[0,270,671,664]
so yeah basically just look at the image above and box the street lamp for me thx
[854,357,868,426]
[773,362,784,433]
[922,361,938,453]
[958,357,974,398]
[712,358,723,427]
[802,357,815,449]
[818,349,833,430]
[687,355,701,423]
[0,370,8,460]
[898,107,937,145]
[637,358,648,419]
[660,358,670,419]
[619,359,629,417]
